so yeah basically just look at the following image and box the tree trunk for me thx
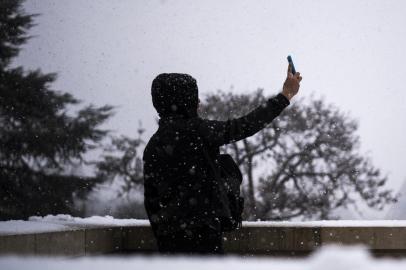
[246,156,257,220]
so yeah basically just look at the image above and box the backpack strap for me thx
[191,119,222,180]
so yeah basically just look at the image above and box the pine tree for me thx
[0,0,113,220]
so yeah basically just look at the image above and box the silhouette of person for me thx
[144,65,302,254]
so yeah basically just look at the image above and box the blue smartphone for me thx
[287,55,296,75]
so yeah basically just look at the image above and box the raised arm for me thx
[199,64,302,147]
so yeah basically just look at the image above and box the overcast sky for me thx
[16,0,406,197]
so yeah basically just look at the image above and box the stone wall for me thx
[1,222,406,256]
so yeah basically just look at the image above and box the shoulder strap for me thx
[192,119,222,181]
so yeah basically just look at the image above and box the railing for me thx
[1,220,406,256]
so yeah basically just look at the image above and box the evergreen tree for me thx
[0,0,113,220]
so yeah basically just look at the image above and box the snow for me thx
[28,214,149,227]
[2,215,406,236]
[22,215,406,228]
[244,220,406,227]
[0,215,148,235]
[0,245,406,270]
[0,220,73,235]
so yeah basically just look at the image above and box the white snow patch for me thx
[0,215,149,235]
[28,214,150,227]
[0,220,73,235]
[3,216,406,236]
[244,220,406,227]
[0,245,406,270]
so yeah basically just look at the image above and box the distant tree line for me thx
[0,0,396,221]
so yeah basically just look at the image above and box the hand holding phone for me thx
[282,55,302,101]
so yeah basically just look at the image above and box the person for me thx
[143,64,302,255]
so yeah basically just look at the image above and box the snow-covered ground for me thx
[1,245,406,270]
[2,214,406,235]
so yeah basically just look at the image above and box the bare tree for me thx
[95,128,145,198]
[90,126,146,218]
[199,89,396,220]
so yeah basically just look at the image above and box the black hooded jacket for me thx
[143,74,290,236]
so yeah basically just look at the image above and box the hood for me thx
[151,73,199,118]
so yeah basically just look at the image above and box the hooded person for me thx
[151,73,199,119]
[143,69,301,254]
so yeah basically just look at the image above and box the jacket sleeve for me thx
[198,93,290,147]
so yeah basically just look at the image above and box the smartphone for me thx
[287,55,296,75]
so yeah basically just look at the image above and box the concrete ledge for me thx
[229,227,320,254]
[122,226,157,251]
[320,227,406,250]
[2,221,406,256]
[0,234,36,255]
[0,230,85,256]
[36,230,85,256]
[85,227,123,255]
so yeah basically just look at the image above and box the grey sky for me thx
[16,0,406,196]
